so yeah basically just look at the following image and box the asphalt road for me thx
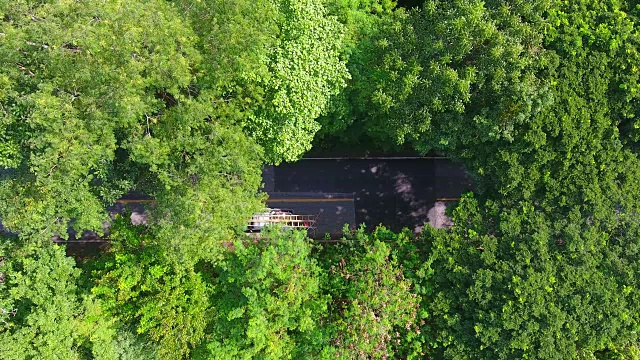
[265,192,356,238]
[268,158,472,233]
[1,158,471,243]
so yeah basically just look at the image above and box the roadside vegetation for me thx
[2,0,640,358]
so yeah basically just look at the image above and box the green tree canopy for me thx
[88,218,210,358]
[425,194,640,359]
[176,0,349,164]
[317,228,420,359]
[319,0,548,152]
[454,0,640,219]
[0,0,264,254]
[3,1,640,359]
[0,239,86,359]
[201,228,327,359]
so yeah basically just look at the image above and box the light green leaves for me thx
[248,0,348,163]
[179,0,349,164]
[0,0,265,249]
[89,219,210,359]
[0,242,83,360]
[205,229,327,359]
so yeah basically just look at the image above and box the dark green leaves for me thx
[426,195,640,359]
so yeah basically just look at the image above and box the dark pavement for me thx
[266,192,356,238]
[267,158,472,233]
[1,158,472,242]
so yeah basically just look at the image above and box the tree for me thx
[88,218,210,359]
[456,0,640,223]
[0,239,84,359]
[176,0,349,164]
[0,232,162,360]
[569,0,640,147]
[381,2,640,358]
[317,227,420,359]
[319,0,548,153]
[199,228,327,359]
[316,1,412,151]
[425,194,640,359]
[321,0,640,221]
[0,0,265,254]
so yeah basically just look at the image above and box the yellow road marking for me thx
[115,198,353,204]
[118,197,457,203]
[266,198,352,203]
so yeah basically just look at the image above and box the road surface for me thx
[265,158,472,233]
[0,158,472,243]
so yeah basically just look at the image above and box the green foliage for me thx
[142,103,266,263]
[0,0,265,250]
[318,1,410,149]
[177,0,349,164]
[0,235,159,360]
[2,0,640,358]
[401,0,549,152]
[364,226,436,358]
[0,0,196,236]
[106,329,158,360]
[89,219,209,359]
[76,296,159,360]
[452,0,640,222]
[318,227,420,359]
[330,3,640,358]
[325,0,399,55]
[0,240,84,359]
[202,228,327,359]
[320,0,548,151]
[544,0,640,146]
[426,194,640,359]
[323,0,640,225]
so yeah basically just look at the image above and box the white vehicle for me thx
[246,208,315,232]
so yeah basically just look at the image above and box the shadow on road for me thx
[270,159,472,232]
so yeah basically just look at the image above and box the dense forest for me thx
[2,0,640,358]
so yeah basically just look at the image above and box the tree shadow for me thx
[272,158,471,233]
